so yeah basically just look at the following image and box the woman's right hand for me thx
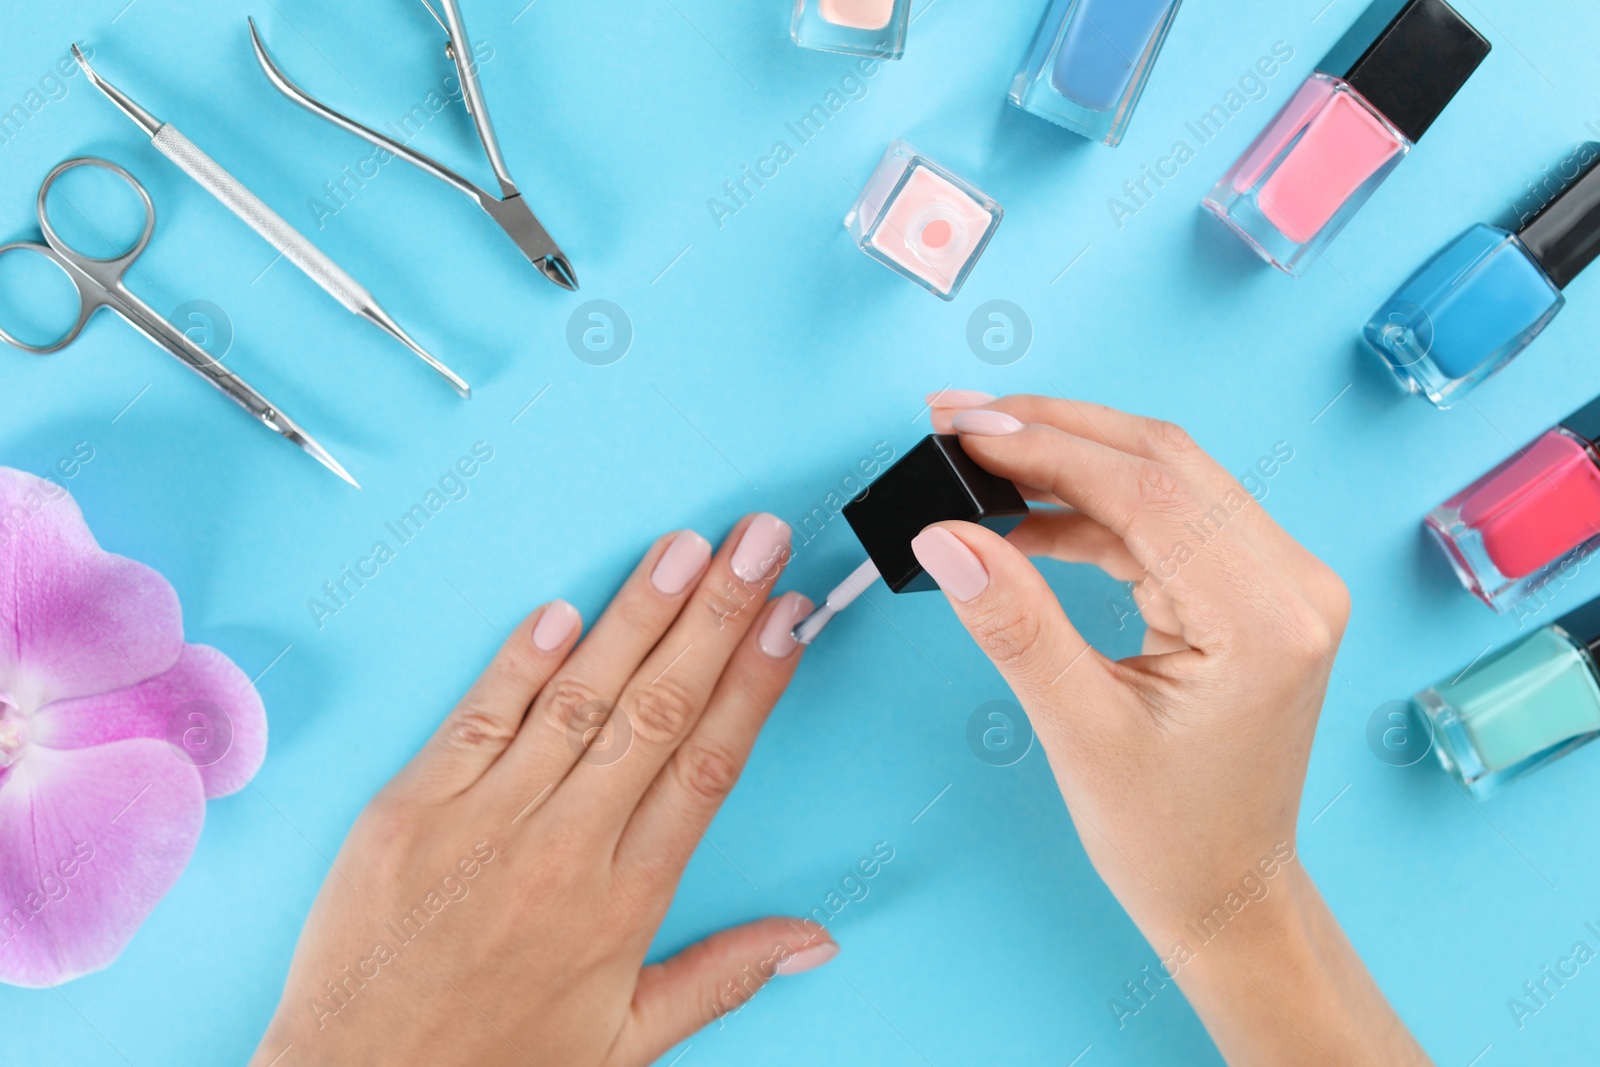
[918,392,1428,1066]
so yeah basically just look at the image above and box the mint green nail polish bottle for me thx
[1416,597,1600,798]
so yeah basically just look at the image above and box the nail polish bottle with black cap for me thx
[1427,395,1600,613]
[1203,0,1491,276]
[792,435,1028,643]
[1367,145,1600,407]
[844,435,1028,592]
[1416,592,1600,797]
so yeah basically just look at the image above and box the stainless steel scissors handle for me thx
[0,157,157,355]
[0,158,357,486]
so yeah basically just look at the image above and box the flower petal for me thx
[32,645,267,799]
[0,740,203,987]
[0,469,183,708]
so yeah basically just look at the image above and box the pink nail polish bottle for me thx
[1202,0,1489,276]
[845,141,1003,301]
[792,0,910,59]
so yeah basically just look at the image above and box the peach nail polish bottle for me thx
[845,141,1003,300]
[792,0,909,59]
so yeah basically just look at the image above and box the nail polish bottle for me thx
[1427,397,1600,612]
[845,141,1003,301]
[791,0,910,59]
[1009,0,1183,147]
[794,434,1030,643]
[844,435,1028,592]
[1202,0,1489,276]
[1416,595,1600,798]
[1366,147,1600,407]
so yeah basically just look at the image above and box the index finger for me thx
[945,393,1347,623]
[951,421,1271,640]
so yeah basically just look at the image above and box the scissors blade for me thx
[109,289,361,487]
[273,410,361,488]
[477,190,578,291]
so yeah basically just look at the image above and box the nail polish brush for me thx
[793,558,880,645]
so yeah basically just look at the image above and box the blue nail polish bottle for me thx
[1365,144,1600,408]
[1009,0,1183,146]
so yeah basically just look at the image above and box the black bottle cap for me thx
[842,435,1028,593]
[1316,0,1490,144]
[1517,146,1600,290]
[1560,395,1600,446]
[1557,594,1600,660]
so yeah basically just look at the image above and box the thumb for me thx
[912,521,1108,707]
[616,917,837,1064]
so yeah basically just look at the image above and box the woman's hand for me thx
[923,392,1428,1066]
[251,515,833,1067]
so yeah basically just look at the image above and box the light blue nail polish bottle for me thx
[1009,0,1183,146]
[1366,145,1600,408]
[1416,596,1600,798]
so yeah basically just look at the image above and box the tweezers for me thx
[247,0,577,291]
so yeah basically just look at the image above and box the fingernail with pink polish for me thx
[651,531,712,595]
[925,389,994,409]
[776,941,839,976]
[732,514,792,585]
[532,600,580,651]
[911,527,990,602]
[759,593,813,659]
[951,409,1023,436]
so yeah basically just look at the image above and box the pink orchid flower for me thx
[0,467,265,987]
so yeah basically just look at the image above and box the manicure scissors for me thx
[248,0,578,291]
[0,158,357,486]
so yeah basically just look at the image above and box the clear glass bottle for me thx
[1416,598,1600,798]
[1202,0,1489,276]
[845,141,1003,301]
[1008,0,1183,147]
[1426,398,1600,612]
[791,0,911,59]
[1366,147,1600,406]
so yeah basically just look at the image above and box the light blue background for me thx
[2,0,1598,1063]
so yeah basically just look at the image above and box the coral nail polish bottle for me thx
[1366,146,1600,407]
[792,0,910,59]
[1416,595,1600,797]
[1427,397,1600,611]
[845,141,1003,301]
[1009,0,1184,146]
[1203,0,1489,276]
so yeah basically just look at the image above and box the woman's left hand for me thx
[251,514,832,1067]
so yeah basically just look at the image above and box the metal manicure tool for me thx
[71,45,471,398]
[0,157,357,486]
[248,0,579,291]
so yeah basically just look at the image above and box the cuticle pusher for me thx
[72,44,472,398]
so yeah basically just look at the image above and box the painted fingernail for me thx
[532,600,580,651]
[759,592,813,659]
[951,409,1023,436]
[651,531,713,595]
[911,527,990,602]
[776,941,839,976]
[925,389,995,409]
[732,514,792,585]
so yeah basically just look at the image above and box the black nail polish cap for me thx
[1559,394,1600,446]
[1517,145,1600,290]
[843,434,1028,594]
[1317,0,1490,145]
[1557,593,1600,659]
